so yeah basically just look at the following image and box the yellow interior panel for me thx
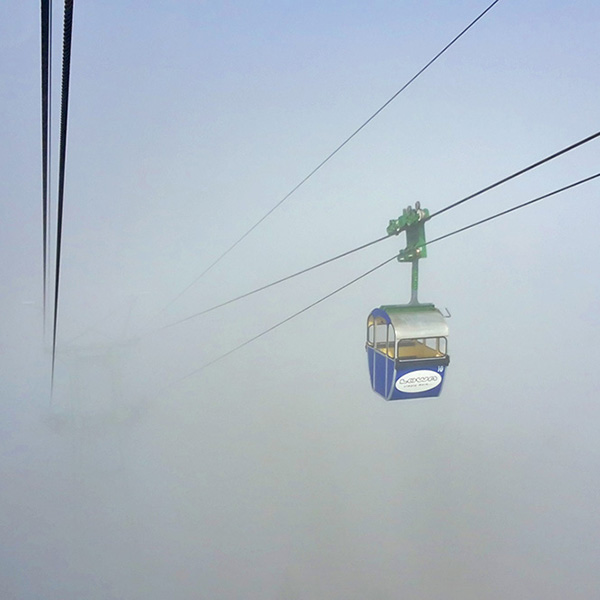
[375,340,444,359]
[397,341,442,359]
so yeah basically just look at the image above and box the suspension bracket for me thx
[387,202,430,305]
[387,202,429,262]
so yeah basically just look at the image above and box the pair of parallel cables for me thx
[40,0,74,391]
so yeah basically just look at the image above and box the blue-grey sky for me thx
[2,1,600,599]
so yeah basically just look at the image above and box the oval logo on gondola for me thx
[395,370,442,393]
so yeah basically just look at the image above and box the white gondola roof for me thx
[369,304,449,339]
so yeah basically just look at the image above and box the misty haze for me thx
[2,1,600,599]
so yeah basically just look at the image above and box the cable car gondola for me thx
[366,303,449,400]
[366,203,450,400]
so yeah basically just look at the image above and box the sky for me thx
[1,1,600,599]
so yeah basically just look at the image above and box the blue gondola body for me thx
[366,304,449,400]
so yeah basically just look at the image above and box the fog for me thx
[2,1,600,598]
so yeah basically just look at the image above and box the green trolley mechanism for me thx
[366,203,450,400]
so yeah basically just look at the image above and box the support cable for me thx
[51,0,74,392]
[160,171,600,392]
[426,172,600,246]
[159,0,503,312]
[166,256,398,390]
[162,232,393,329]
[428,130,600,219]
[41,0,52,330]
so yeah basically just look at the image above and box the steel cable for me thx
[426,172,600,247]
[41,0,52,329]
[428,130,600,219]
[167,256,398,388]
[162,232,393,329]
